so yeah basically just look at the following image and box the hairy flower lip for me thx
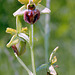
[24,9,40,24]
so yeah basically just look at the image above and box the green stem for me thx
[14,53,33,75]
[45,0,51,63]
[29,25,36,75]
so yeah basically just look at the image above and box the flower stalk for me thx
[29,24,36,75]
[45,0,51,63]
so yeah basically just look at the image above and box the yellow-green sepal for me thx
[13,5,27,17]
[36,4,51,14]
[6,34,19,48]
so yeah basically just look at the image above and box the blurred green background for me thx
[0,0,75,75]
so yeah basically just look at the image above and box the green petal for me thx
[36,4,51,14]
[6,34,19,48]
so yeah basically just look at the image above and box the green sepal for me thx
[13,5,27,17]
[36,4,51,14]
[16,16,22,34]
[6,34,19,48]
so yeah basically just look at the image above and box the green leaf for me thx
[6,34,19,48]
[13,5,27,17]
[18,33,29,43]
[36,62,50,72]
[36,4,51,14]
